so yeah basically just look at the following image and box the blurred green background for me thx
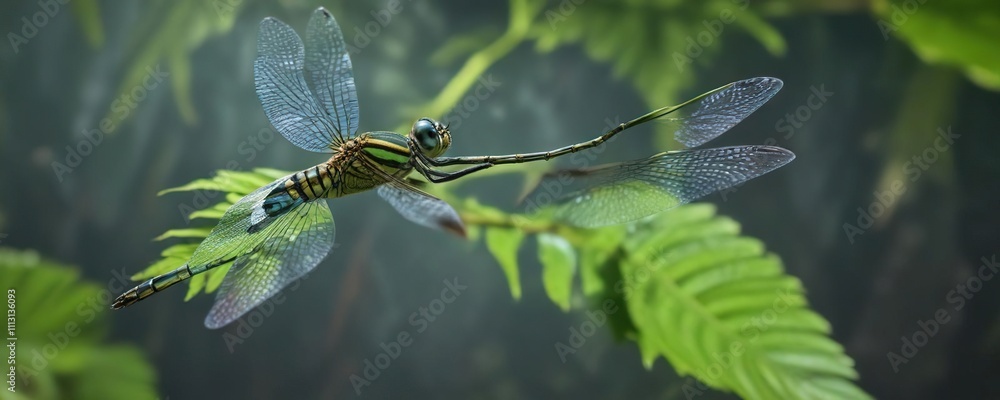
[1,0,999,399]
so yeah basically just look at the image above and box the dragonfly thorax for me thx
[409,118,451,158]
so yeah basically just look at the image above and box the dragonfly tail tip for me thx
[111,288,139,310]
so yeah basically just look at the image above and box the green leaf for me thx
[100,0,244,132]
[485,227,525,300]
[71,0,104,48]
[134,169,293,299]
[874,0,1000,90]
[530,0,785,149]
[0,247,158,400]
[157,178,222,195]
[616,206,870,400]
[205,262,232,294]
[184,273,206,301]
[187,203,229,220]
[537,233,576,311]
[576,225,626,297]
[154,227,212,241]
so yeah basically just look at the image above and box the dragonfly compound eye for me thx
[411,118,441,154]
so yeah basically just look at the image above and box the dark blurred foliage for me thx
[0,0,998,399]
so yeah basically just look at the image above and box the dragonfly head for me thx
[409,118,451,158]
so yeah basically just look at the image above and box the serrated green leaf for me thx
[537,233,576,310]
[134,169,293,299]
[485,227,525,299]
[615,205,870,399]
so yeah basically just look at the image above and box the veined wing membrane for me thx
[377,180,466,237]
[526,146,795,228]
[360,156,466,237]
[185,175,335,329]
[204,199,334,329]
[305,8,359,140]
[256,16,339,152]
[664,77,783,148]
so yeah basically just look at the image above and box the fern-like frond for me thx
[134,168,291,300]
[617,204,869,399]
[136,166,868,399]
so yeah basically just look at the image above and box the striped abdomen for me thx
[259,164,336,220]
[283,164,336,201]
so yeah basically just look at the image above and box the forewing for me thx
[255,16,339,152]
[377,179,466,237]
[526,146,795,227]
[305,8,360,139]
[203,199,335,329]
[670,77,783,148]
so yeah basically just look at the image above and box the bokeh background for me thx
[2,0,999,399]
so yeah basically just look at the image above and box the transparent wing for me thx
[305,8,360,139]
[377,180,466,237]
[667,77,783,148]
[184,175,335,329]
[204,199,334,329]
[255,16,340,152]
[355,154,465,237]
[189,177,288,266]
[525,146,795,228]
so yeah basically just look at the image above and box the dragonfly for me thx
[112,7,794,328]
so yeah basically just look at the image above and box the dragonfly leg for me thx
[421,163,495,183]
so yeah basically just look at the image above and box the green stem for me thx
[458,209,556,235]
